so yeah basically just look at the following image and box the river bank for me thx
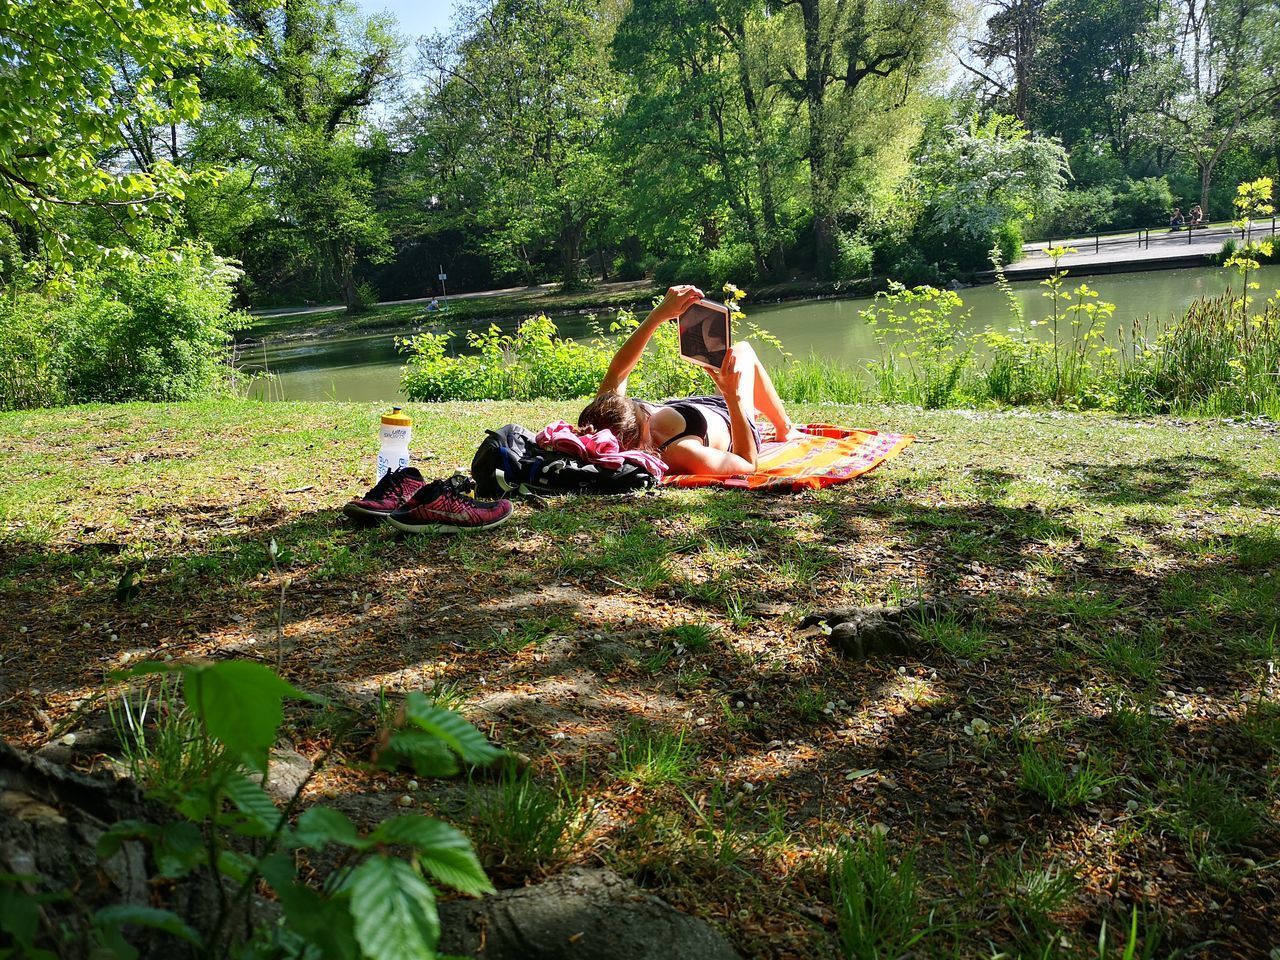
[237,276,883,346]
[238,226,1266,349]
[3,399,1277,958]
[238,263,1280,405]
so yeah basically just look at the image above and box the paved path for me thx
[1005,222,1277,277]
[250,279,653,319]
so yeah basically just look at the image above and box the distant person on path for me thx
[1170,207,1184,230]
[427,298,440,312]
[577,284,804,477]
[1189,205,1204,227]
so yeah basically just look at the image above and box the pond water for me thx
[244,263,1280,402]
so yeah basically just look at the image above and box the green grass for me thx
[107,675,232,796]
[1072,628,1164,685]
[1019,742,1118,810]
[829,832,937,960]
[474,614,572,654]
[991,850,1079,948]
[916,611,997,660]
[1160,765,1263,883]
[664,622,718,652]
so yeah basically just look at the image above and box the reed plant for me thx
[770,355,871,404]
[1117,292,1280,416]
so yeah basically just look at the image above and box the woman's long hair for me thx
[578,392,653,451]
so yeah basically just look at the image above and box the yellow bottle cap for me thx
[381,406,412,427]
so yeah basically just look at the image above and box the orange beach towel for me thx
[662,423,914,491]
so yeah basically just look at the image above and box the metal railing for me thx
[1039,218,1278,255]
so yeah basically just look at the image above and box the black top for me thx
[656,395,750,452]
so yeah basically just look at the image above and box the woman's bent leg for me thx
[732,341,794,436]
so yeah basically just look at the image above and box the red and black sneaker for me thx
[388,475,513,534]
[343,467,426,523]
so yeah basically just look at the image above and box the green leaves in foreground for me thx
[122,658,311,773]
[370,816,494,897]
[349,857,441,960]
[184,660,310,772]
[379,692,506,777]
[284,812,492,960]
[91,662,498,960]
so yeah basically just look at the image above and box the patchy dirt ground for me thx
[2,400,1278,958]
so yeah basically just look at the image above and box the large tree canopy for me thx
[402,0,623,288]
[0,0,245,267]
[189,0,402,309]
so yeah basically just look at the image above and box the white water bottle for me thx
[376,407,412,480]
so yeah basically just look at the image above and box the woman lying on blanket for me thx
[578,285,806,477]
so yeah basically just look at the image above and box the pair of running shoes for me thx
[342,467,513,533]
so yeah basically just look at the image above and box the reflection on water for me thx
[245,263,1280,403]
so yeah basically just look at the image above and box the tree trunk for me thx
[800,0,837,280]
[338,242,359,312]
[733,22,786,277]
[559,218,583,289]
[1199,161,1213,219]
[709,97,766,279]
[0,740,229,959]
[518,242,537,285]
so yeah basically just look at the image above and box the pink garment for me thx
[536,420,668,481]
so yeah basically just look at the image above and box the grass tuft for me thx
[468,765,593,875]
[612,721,696,787]
[108,675,231,796]
[1019,742,1117,810]
[829,831,936,960]
[663,622,719,652]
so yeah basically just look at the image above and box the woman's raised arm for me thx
[596,284,703,397]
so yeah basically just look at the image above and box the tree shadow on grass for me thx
[5,469,1280,957]
[1061,453,1280,508]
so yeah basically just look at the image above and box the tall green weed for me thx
[860,282,974,408]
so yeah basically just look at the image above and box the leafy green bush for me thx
[401,309,708,402]
[1214,238,1239,265]
[1035,185,1118,239]
[0,242,243,410]
[653,254,708,290]
[834,232,874,281]
[886,250,943,287]
[400,315,608,401]
[705,242,758,289]
[992,220,1023,265]
[353,280,380,313]
[0,291,66,409]
[1115,177,1175,229]
[861,283,974,408]
[1035,177,1174,239]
